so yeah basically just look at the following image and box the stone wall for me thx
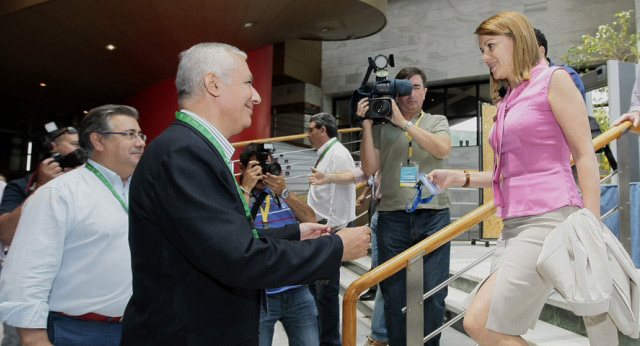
[322,0,635,97]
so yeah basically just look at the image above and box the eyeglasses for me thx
[307,126,319,134]
[101,130,147,142]
[50,127,78,141]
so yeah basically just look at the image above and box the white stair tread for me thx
[523,319,590,345]
[351,256,371,272]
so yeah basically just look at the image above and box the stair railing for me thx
[341,119,640,346]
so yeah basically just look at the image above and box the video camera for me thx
[255,143,282,176]
[50,149,86,169]
[350,54,413,126]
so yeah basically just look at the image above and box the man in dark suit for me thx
[120,42,371,345]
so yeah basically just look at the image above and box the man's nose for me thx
[252,86,261,104]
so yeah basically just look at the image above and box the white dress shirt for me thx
[180,109,235,172]
[0,159,132,328]
[307,138,356,229]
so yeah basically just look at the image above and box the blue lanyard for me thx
[405,183,435,213]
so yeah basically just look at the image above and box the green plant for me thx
[563,10,639,71]
[592,100,611,171]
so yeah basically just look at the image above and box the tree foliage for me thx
[563,10,639,71]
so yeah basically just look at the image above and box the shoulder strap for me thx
[250,191,269,220]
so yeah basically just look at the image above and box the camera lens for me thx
[370,98,392,118]
[267,162,282,176]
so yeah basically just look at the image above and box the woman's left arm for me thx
[548,70,601,218]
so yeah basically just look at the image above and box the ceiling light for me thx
[244,23,253,28]
[106,44,116,51]
[83,110,88,114]
[321,28,329,32]
[40,82,46,87]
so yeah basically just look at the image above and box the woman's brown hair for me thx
[475,11,541,104]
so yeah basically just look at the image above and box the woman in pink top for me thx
[429,11,600,346]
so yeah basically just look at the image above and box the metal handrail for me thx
[341,120,638,346]
[231,127,362,147]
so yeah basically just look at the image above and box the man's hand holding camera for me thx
[36,158,65,188]
[356,98,373,128]
[241,160,263,192]
[261,173,287,196]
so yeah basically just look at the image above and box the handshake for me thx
[299,223,371,261]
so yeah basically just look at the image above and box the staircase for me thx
[338,242,610,346]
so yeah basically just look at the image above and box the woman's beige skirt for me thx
[463,205,580,335]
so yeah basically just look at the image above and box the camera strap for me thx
[314,138,339,168]
[85,162,128,213]
[249,191,269,224]
[404,111,425,160]
[176,111,259,238]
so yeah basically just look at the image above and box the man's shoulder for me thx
[141,122,215,163]
[41,166,92,189]
[424,112,446,122]
[4,175,29,194]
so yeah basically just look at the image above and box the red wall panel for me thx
[126,45,274,158]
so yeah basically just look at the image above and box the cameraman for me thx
[0,126,81,246]
[238,143,319,346]
[358,67,451,346]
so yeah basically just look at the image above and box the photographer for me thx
[358,67,451,346]
[239,143,316,223]
[0,126,82,246]
[239,143,319,346]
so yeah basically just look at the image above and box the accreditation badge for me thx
[399,161,419,187]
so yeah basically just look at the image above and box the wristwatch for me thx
[281,188,290,199]
[402,121,413,132]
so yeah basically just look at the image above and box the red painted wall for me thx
[126,45,274,156]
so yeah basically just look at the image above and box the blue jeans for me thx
[46,312,121,346]
[377,209,451,346]
[369,210,388,342]
[309,221,353,346]
[259,286,319,346]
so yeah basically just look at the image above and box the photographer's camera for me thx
[255,143,281,176]
[51,149,86,169]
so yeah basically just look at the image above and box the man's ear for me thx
[204,72,221,97]
[90,132,105,153]
[48,141,58,153]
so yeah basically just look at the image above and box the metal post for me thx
[406,252,424,345]
[617,132,632,254]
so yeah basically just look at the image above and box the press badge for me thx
[399,161,419,187]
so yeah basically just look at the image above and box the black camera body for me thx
[255,143,282,176]
[350,54,413,126]
[51,149,86,169]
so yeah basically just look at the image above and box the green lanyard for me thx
[175,112,259,238]
[314,138,338,168]
[85,162,128,213]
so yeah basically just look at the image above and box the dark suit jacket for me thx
[120,120,343,345]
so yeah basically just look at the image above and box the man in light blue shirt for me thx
[0,104,146,346]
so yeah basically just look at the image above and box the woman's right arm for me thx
[428,170,493,191]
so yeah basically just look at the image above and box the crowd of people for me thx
[0,9,639,346]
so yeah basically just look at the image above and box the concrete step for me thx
[339,242,600,346]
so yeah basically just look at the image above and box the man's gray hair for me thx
[79,104,139,157]
[310,112,338,138]
[175,42,247,108]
